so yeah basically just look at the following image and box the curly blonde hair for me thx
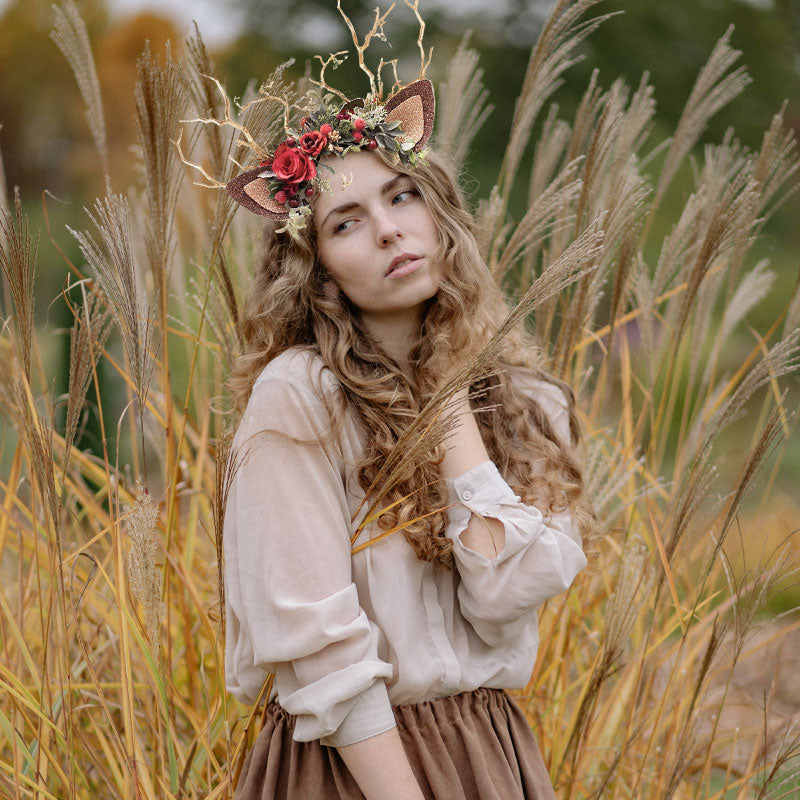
[230,148,590,568]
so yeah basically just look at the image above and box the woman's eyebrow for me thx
[320,175,407,230]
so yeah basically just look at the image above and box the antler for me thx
[377,57,401,97]
[174,128,226,189]
[183,75,272,161]
[403,0,432,80]
[310,51,350,101]
[337,0,396,98]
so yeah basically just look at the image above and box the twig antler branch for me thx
[310,51,350,101]
[377,57,401,97]
[183,75,272,161]
[404,0,432,80]
[174,129,226,189]
[337,0,396,98]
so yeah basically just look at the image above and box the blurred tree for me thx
[0,0,109,194]
[218,0,800,157]
[94,12,182,193]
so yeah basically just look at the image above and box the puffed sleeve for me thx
[444,382,587,648]
[224,365,395,746]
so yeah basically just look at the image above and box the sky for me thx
[0,0,525,47]
[0,0,777,48]
[105,0,245,46]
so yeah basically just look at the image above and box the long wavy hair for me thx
[230,148,591,568]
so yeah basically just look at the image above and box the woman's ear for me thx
[384,80,435,151]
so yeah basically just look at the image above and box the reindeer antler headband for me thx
[226,79,434,227]
[192,1,437,237]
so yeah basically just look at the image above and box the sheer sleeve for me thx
[444,382,587,648]
[224,364,395,746]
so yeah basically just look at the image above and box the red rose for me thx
[272,142,317,185]
[320,123,333,135]
[299,131,327,157]
[354,118,366,130]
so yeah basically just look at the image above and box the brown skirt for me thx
[235,687,557,799]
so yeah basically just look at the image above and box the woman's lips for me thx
[386,257,424,279]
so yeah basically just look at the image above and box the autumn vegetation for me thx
[0,0,799,797]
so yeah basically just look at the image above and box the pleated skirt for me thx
[234,687,557,799]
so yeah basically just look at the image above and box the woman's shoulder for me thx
[506,365,573,444]
[507,365,570,415]
[251,347,340,399]
[240,348,342,437]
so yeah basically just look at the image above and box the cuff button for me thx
[461,490,473,501]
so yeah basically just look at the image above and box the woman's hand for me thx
[337,728,426,800]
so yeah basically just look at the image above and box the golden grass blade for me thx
[351,506,453,555]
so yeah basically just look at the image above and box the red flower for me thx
[320,123,333,135]
[272,142,317,185]
[353,131,364,142]
[354,118,366,130]
[299,131,327,157]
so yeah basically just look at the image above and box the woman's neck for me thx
[359,308,423,375]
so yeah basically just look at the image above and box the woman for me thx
[223,80,589,799]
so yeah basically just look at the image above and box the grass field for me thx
[1,1,798,797]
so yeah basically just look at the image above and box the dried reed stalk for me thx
[0,189,38,381]
[63,281,111,472]
[50,0,108,174]
[69,190,157,421]
[0,132,7,212]
[644,26,752,236]
[436,32,493,165]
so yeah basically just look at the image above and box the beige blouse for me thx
[224,348,586,747]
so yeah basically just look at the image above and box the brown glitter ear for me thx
[384,80,435,151]
[226,168,289,219]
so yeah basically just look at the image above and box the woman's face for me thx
[314,150,442,324]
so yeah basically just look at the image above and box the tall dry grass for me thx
[0,0,798,797]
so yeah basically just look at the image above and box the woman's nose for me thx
[374,210,403,246]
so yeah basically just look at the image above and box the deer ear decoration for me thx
[226,167,289,219]
[340,97,365,115]
[384,79,435,151]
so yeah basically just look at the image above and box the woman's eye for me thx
[333,219,355,234]
[392,188,416,204]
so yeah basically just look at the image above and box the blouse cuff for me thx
[444,460,518,521]
[444,460,540,566]
[318,680,396,747]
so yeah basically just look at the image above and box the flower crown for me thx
[226,79,435,234]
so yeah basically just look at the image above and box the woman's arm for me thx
[337,728,426,800]
[438,385,586,647]
[439,388,507,559]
